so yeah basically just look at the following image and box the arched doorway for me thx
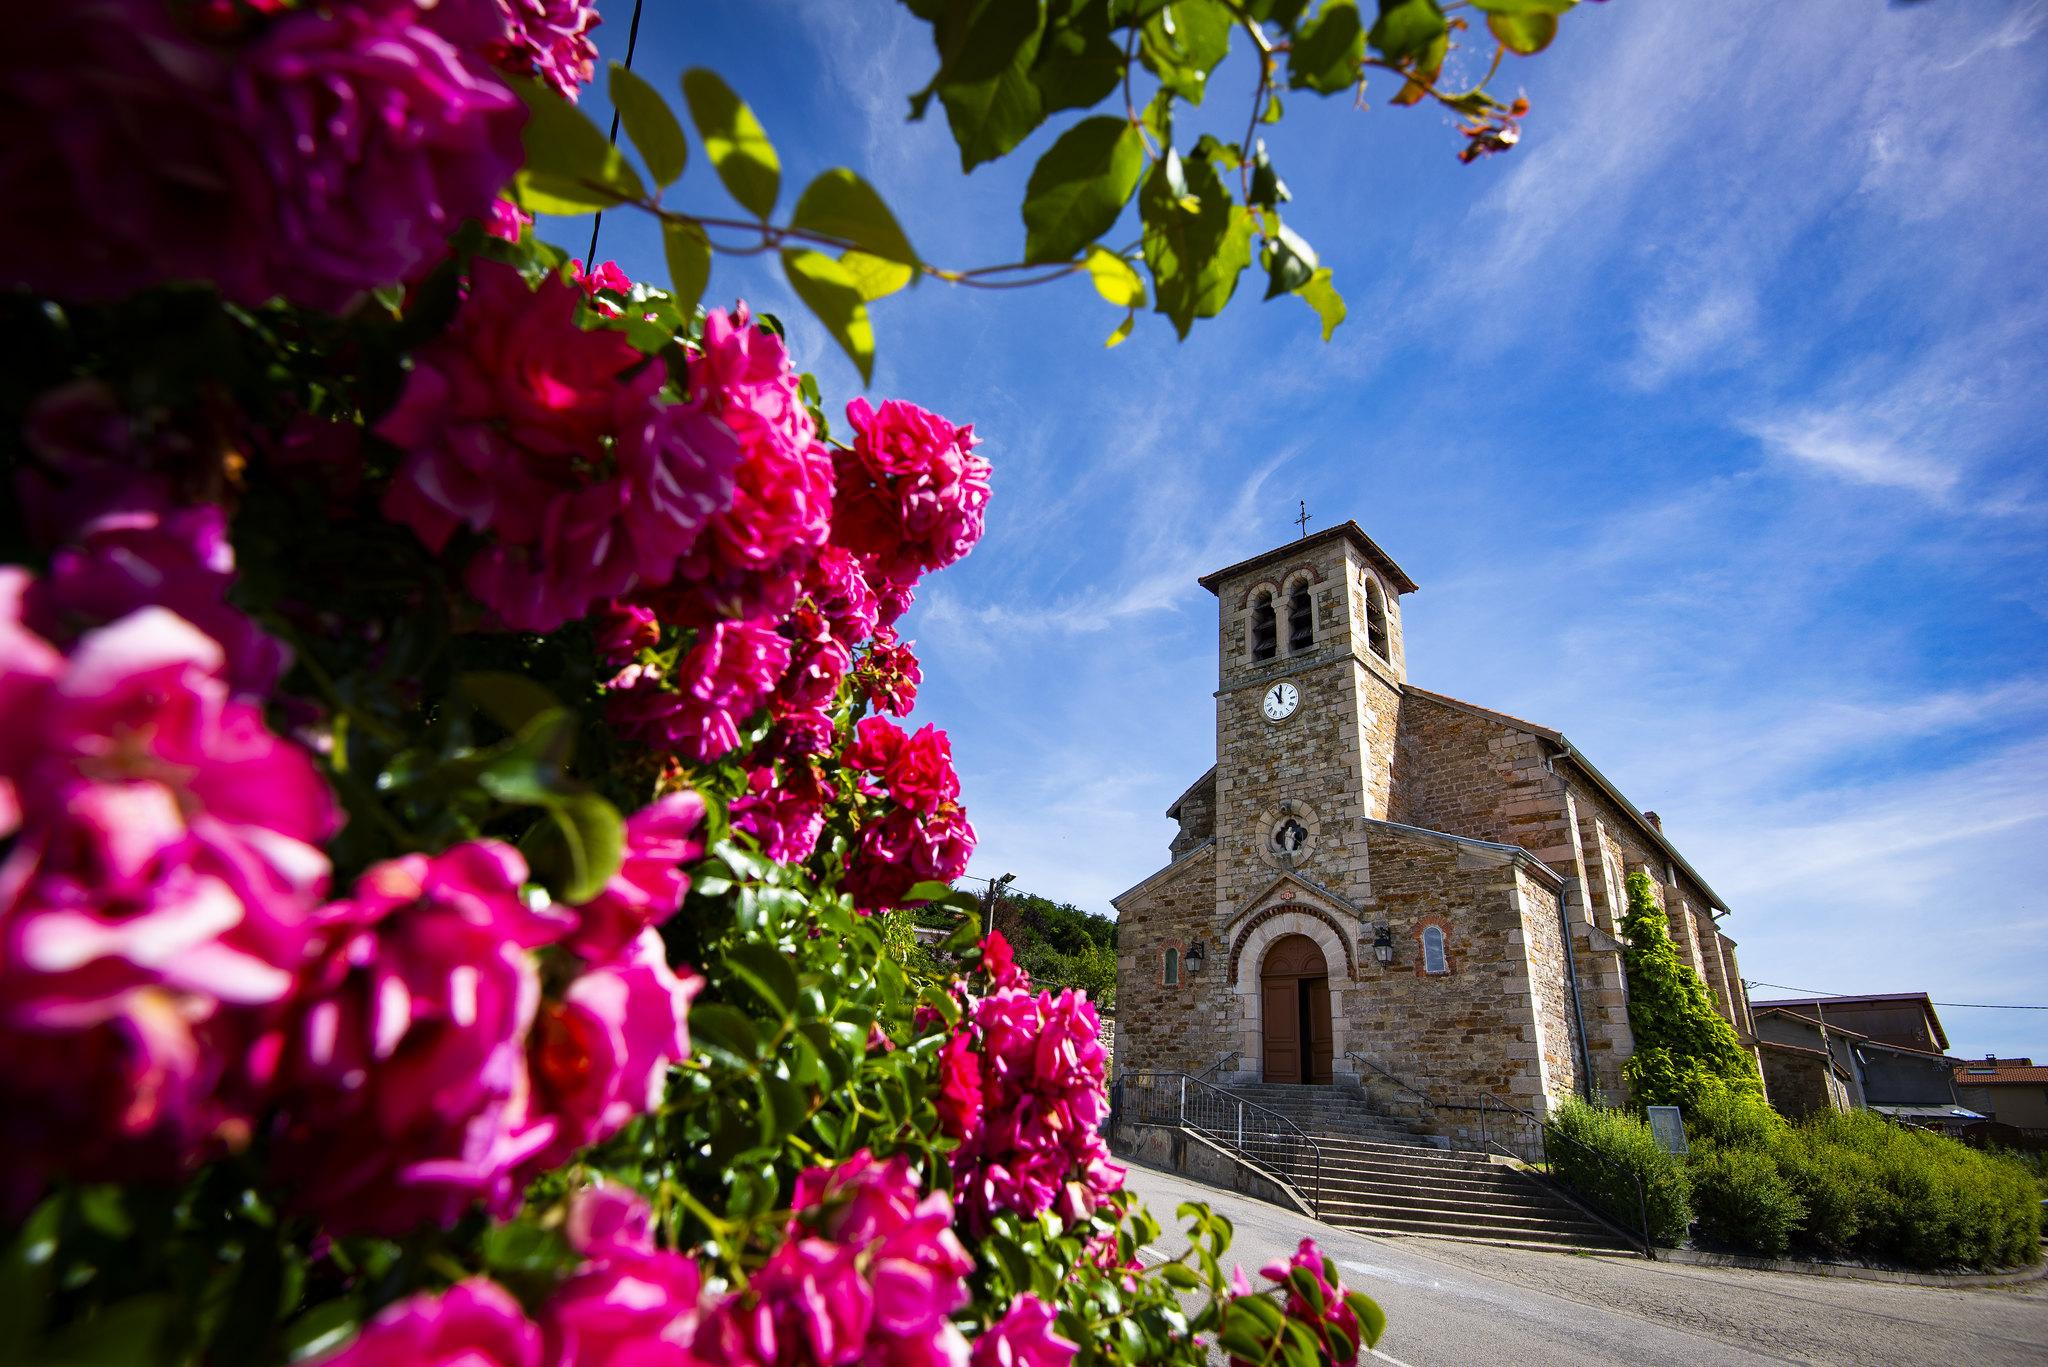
[1260,934,1333,1084]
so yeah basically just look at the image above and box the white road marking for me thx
[1369,1349,1421,1367]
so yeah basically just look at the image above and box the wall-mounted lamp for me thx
[1185,940,1207,972]
[1371,922,1395,966]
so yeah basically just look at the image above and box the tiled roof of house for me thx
[1953,1061,2048,1086]
[1748,993,1951,1051]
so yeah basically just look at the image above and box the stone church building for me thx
[1111,522,1758,1128]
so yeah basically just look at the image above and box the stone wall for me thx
[1760,1045,1841,1120]
[1112,845,1231,1077]
[1168,768,1216,859]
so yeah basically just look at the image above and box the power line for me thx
[1745,980,2048,1011]
[584,0,649,269]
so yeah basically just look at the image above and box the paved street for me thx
[1123,1164,2048,1366]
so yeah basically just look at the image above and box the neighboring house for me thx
[1953,1057,2048,1139]
[1750,993,1984,1132]
[1746,992,1949,1054]
[1753,1007,1863,1118]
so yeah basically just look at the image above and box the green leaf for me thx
[1140,153,1254,338]
[680,68,780,218]
[1140,1,1234,106]
[781,249,875,383]
[1368,0,1447,64]
[30,1294,177,1367]
[1487,10,1560,54]
[1289,0,1366,93]
[282,1300,360,1362]
[919,0,1048,171]
[792,169,919,265]
[840,251,916,303]
[1293,267,1345,340]
[662,219,711,316]
[1105,311,1135,347]
[513,81,646,214]
[1031,3,1124,113]
[1469,0,1575,13]
[458,672,562,737]
[1021,116,1146,264]
[726,944,801,1019]
[1262,222,1318,300]
[610,63,688,187]
[688,1003,762,1062]
[1247,141,1290,209]
[1347,1290,1388,1347]
[540,791,625,903]
[1085,247,1146,308]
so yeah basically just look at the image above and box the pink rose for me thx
[831,398,990,589]
[971,1298,1076,1367]
[608,620,792,762]
[262,843,571,1235]
[314,1279,542,1367]
[525,930,701,1175]
[862,629,921,717]
[487,0,602,100]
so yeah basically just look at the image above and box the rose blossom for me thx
[380,261,742,631]
[948,985,1122,1228]
[607,620,791,762]
[261,843,571,1235]
[660,308,834,625]
[488,0,602,100]
[314,1279,542,1367]
[729,768,827,863]
[525,929,701,1175]
[970,1298,1076,1367]
[235,0,527,312]
[567,791,705,961]
[1234,1238,1364,1366]
[543,1183,710,1366]
[831,398,990,588]
[862,629,922,716]
[935,1032,983,1140]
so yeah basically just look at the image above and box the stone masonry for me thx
[1114,522,1760,1132]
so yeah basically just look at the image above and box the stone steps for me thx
[1215,1084,1638,1256]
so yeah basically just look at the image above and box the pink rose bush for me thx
[0,0,523,309]
[1224,1238,1376,1366]
[0,4,1386,1359]
[942,945,1124,1229]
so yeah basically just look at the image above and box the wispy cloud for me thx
[1744,410,1959,498]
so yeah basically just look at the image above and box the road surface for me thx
[1122,1163,2048,1365]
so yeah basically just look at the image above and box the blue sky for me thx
[567,1,2048,1061]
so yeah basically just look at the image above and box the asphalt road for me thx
[1122,1163,2048,1366]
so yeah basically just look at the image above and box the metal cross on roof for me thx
[1295,499,1312,539]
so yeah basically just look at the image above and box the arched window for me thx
[1287,582,1313,652]
[1163,947,1181,987]
[1364,575,1390,660]
[1250,592,1276,661]
[1421,925,1448,975]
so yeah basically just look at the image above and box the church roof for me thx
[1404,686,1732,913]
[1164,764,1216,819]
[1197,521,1419,596]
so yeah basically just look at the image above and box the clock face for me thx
[1262,682,1299,721]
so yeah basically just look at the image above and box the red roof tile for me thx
[1954,1063,2048,1086]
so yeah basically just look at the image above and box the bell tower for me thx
[1198,522,1417,921]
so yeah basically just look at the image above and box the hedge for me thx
[1547,1100,1692,1247]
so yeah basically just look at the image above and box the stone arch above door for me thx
[1227,901,1356,983]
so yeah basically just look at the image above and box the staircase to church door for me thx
[1260,934,1332,1084]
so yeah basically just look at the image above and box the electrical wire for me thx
[1744,980,2048,1011]
[584,0,649,269]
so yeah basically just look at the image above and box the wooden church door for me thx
[1261,935,1331,1084]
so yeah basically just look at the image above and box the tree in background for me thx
[993,890,1120,1012]
[1619,870,1764,1111]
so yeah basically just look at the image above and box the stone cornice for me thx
[1109,839,1214,910]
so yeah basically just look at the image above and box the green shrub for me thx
[1773,1129,1883,1254]
[1795,1112,2043,1269]
[1547,1100,1692,1247]
[1691,1145,1806,1257]
[1686,1076,1788,1149]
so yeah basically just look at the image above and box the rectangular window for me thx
[1422,926,1448,975]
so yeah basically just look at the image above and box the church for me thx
[1111,522,1758,1132]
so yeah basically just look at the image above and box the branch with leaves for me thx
[515,0,1593,379]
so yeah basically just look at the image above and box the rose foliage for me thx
[0,2,1384,1365]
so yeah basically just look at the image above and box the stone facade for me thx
[1114,522,1759,1132]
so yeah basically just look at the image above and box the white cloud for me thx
[1744,410,1959,498]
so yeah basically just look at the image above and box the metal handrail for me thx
[1476,1094,1655,1258]
[1194,1051,1239,1081]
[1118,1070,1324,1216]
